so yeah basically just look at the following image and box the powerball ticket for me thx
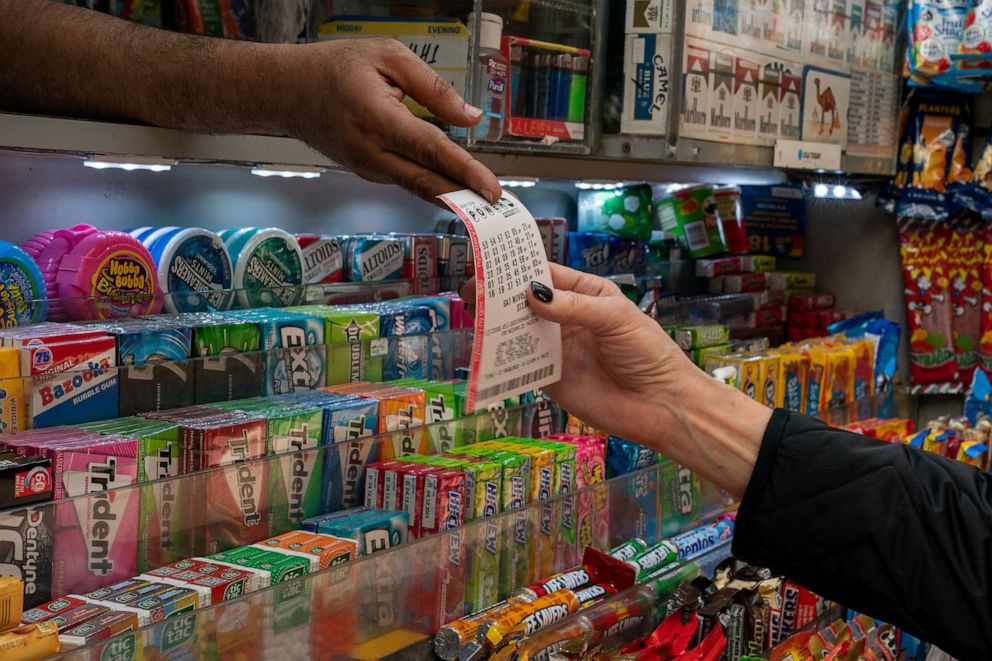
[438,190,562,412]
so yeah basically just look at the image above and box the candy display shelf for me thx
[26,453,731,660]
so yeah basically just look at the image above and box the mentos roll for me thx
[142,227,234,313]
[567,232,611,273]
[344,236,403,282]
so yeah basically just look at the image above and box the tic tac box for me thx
[192,320,262,404]
[110,320,194,416]
[59,609,139,648]
[53,438,140,596]
[22,335,119,428]
[0,503,55,608]
[21,594,87,624]
[142,558,254,607]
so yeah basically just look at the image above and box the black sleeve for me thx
[732,409,992,661]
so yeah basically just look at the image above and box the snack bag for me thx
[907,1,966,81]
[900,221,958,384]
[958,0,992,69]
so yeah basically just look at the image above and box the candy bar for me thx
[0,620,60,659]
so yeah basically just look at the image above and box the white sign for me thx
[774,139,842,170]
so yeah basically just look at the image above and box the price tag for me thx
[438,190,562,412]
[370,338,389,357]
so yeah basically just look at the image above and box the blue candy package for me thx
[320,397,379,512]
[567,232,611,273]
[607,436,658,477]
[400,296,452,380]
[366,304,435,381]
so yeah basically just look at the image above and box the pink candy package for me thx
[52,437,139,596]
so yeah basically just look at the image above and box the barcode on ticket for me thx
[476,365,556,402]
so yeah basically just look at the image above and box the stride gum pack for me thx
[95,319,194,417]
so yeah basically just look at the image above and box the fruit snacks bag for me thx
[900,220,958,384]
[947,224,982,384]
[907,0,983,92]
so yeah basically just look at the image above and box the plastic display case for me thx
[11,448,733,659]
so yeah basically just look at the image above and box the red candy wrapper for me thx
[948,226,982,385]
[900,221,957,385]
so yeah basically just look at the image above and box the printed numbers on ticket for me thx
[438,190,562,412]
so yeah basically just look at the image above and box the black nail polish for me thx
[531,281,553,303]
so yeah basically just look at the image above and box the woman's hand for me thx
[284,39,502,205]
[462,264,772,496]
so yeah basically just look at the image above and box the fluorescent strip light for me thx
[83,155,175,172]
[251,164,323,179]
[575,180,623,190]
[499,177,538,188]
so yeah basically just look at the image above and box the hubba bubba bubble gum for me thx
[53,438,140,596]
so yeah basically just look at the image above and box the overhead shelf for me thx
[0,112,792,185]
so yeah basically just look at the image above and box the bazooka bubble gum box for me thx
[53,438,140,596]
[23,334,119,428]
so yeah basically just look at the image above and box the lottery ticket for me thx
[438,191,561,412]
